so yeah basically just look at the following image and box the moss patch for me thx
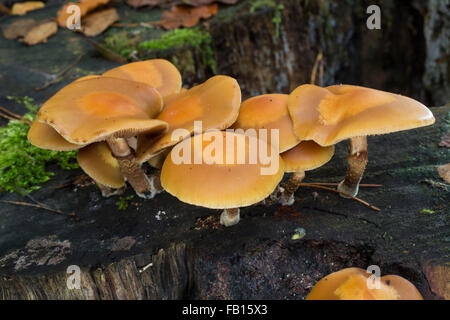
[250,0,285,38]
[0,97,78,194]
[116,195,134,211]
[103,27,217,72]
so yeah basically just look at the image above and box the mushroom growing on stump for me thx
[231,94,301,153]
[135,75,241,194]
[271,140,334,205]
[103,59,182,99]
[76,142,126,197]
[161,131,284,226]
[29,77,168,197]
[288,84,435,197]
[306,267,423,300]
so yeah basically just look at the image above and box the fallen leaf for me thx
[2,18,37,40]
[57,0,110,27]
[0,4,12,15]
[437,163,450,184]
[81,8,119,37]
[439,133,450,148]
[23,20,58,45]
[11,1,45,15]
[126,0,238,8]
[160,4,218,29]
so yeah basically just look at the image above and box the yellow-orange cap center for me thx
[80,91,145,118]
[158,95,203,127]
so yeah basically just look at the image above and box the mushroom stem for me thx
[337,136,368,198]
[264,171,305,206]
[147,170,164,196]
[95,182,125,198]
[220,208,240,227]
[106,137,153,197]
[280,171,305,205]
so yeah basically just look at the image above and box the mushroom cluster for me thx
[28,59,435,226]
[306,267,423,300]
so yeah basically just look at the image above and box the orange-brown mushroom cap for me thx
[306,267,423,300]
[161,131,284,209]
[74,75,101,82]
[37,77,167,145]
[28,119,83,151]
[281,140,334,173]
[103,59,182,98]
[77,142,125,188]
[231,94,301,153]
[288,84,435,146]
[136,75,241,163]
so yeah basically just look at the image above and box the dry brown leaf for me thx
[23,20,58,45]
[2,18,37,40]
[11,1,45,15]
[437,163,450,184]
[81,8,119,37]
[439,133,450,148]
[160,4,218,29]
[0,4,12,15]
[126,0,238,8]
[57,0,110,27]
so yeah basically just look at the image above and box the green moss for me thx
[420,209,435,214]
[116,195,134,211]
[138,28,217,72]
[103,28,217,72]
[250,0,285,38]
[103,31,140,60]
[0,97,78,194]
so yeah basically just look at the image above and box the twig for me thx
[0,200,80,221]
[310,48,323,85]
[299,183,381,211]
[0,106,32,125]
[305,182,383,188]
[0,106,22,120]
[0,112,17,122]
[8,186,81,221]
[139,262,153,273]
[35,55,83,91]
[54,174,92,189]
[112,21,160,28]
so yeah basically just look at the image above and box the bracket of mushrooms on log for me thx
[28,59,436,228]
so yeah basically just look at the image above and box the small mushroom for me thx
[269,140,334,205]
[306,267,423,300]
[31,77,168,197]
[288,84,435,197]
[161,131,284,226]
[103,59,182,99]
[231,93,301,153]
[136,75,241,164]
[77,142,124,189]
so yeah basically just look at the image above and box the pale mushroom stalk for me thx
[279,171,306,205]
[95,182,125,198]
[265,141,334,206]
[106,137,157,198]
[219,208,240,227]
[337,136,368,198]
